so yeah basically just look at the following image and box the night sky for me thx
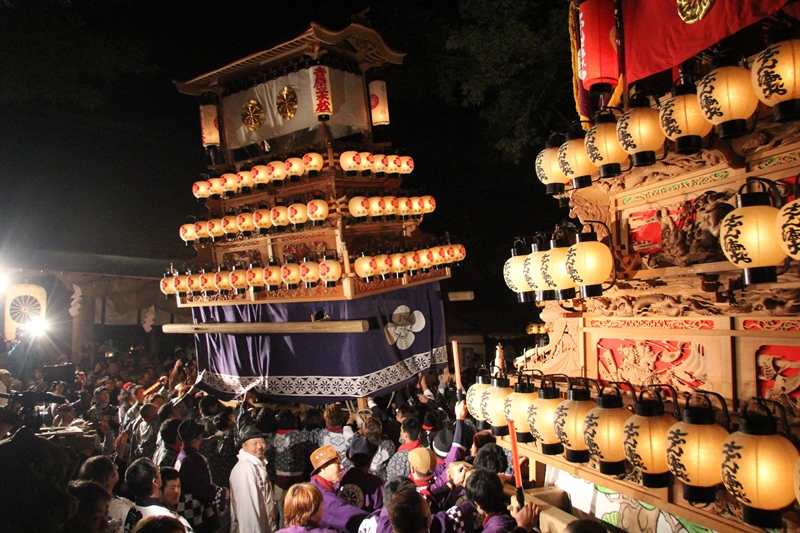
[0,0,566,340]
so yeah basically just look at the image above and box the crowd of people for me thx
[0,345,606,533]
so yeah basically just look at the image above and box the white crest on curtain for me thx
[69,284,82,317]
[384,305,426,350]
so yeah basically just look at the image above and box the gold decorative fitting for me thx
[276,86,298,120]
[241,99,265,131]
[677,0,715,24]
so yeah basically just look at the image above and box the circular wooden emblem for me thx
[241,99,265,131]
[276,86,298,120]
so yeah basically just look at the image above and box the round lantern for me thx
[187,271,203,296]
[481,373,513,436]
[368,196,385,221]
[535,133,570,195]
[339,151,361,176]
[160,273,177,298]
[584,385,631,475]
[180,221,197,246]
[307,199,329,226]
[246,263,265,293]
[265,258,282,291]
[665,393,730,503]
[288,202,309,228]
[284,157,305,182]
[207,176,224,199]
[433,244,449,270]
[270,204,290,232]
[194,216,211,243]
[229,266,249,295]
[358,152,374,176]
[354,252,377,283]
[300,256,320,288]
[558,124,597,190]
[207,217,225,241]
[522,239,555,301]
[452,243,467,265]
[236,207,255,236]
[198,270,216,294]
[399,156,414,174]
[220,211,238,239]
[319,252,343,288]
[214,266,233,294]
[236,168,255,193]
[504,373,538,443]
[421,195,436,214]
[751,39,800,122]
[578,0,619,94]
[348,196,370,223]
[404,250,421,276]
[566,227,614,298]
[373,251,392,280]
[172,273,189,298]
[409,196,423,220]
[719,179,785,285]
[386,155,402,176]
[585,111,628,178]
[253,203,272,234]
[466,369,492,430]
[776,180,800,260]
[721,401,799,528]
[623,388,677,488]
[281,256,301,290]
[252,165,270,189]
[390,251,407,278]
[503,241,535,303]
[302,152,324,177]
[527,375,564,455]
[658,82,712,154]
[617,94,665,167]
[542,237,577,301]
[266,160,287,186]
[697,54,758,139]
[192,180,211,202]
[383,195,398,220]
[397,197,413,220]
[418,248,434,273]
[372,154,388,177]
[220,172,239,197]
[554,379,596,463]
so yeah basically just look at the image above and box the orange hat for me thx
[408,447,437,476]
[310,445,339,474]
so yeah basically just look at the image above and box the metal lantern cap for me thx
[476,374,491,385]
[491,376,510,388]
[681,405,716,425]
[738,412,777,435]
[629,94,651,108]
[531,240,551,253]
[549,238,569,249]
[593,112,617,126]
[634,399,665,417]
[672,82,698,97]
[575,231,598,243]
[514,380,535,394]
[567,387,591,402]
[597,392,623,409]
[736,190,771,208]
[538,386,560,400]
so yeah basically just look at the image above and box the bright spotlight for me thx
[26,316,48,337]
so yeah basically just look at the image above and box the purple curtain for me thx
[192,282,447,403]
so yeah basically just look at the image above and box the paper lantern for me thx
[310,65,333,120]
[193,216,211,243]
[246,263,265,293]
[399,156,414,174]
[396,197,413,220]
[578,0,618,94]
[433,245,448,270]
[179,222,197,246]
[300,256,320,288]
[558,124,597,190]
[504,375,537,443]
[187,272,203,296]
[369,80,390,126]
[207,177,224,199]
[566,229,614,298]
[617,94,665,167]
[307,199,329,226]
[554,380,595,463]
[527,376,564,455]
[751,39,800,122]
[270,204,290,231]
[659,83,712,154]
[340,151,361,176]
[288,203,309,227]
[253,204,272,234]
[523,240,555,301]
[466,370,492,429]
[584,386,630,475]
[192,180,210,201]
[623,390,676,488]
[319,253,343,288]
[418,248,434,273]
[535,133,570,195]
[266,160,287,185]
[229,266,249,294]
[160,273,177,297]
[204,217,222,241]
[252,165,270,188]
[236,168,255,193]
[236,207,255,236]
[585,111,628,178]
[504,243,535,303]
[481,375,513,436]
[348,196,369,222]
[368,154,387,178]
[221,211,238,239]
[198,270,216,294]
[199,93,220,147]
[214,267,233,293]
[374,251,393,280]
[368,196,385,221]
[697,55,758,139]
[302,152,325,177]
[721,401,799,528]
[172,274,189,297]
[452,243,467,264]
[281,257,301,290]
[220,172,239,197]
[719,181,785,285]
[404,250,421,275]
[285,157,306,182]
[354,252,377,283]
[666,394,729,503]
[383,195,398,219]
[421,195,436,214]
[358,152,374,176]
[542,238,576,301]
[386,155,402,176]
[265,258,282,291]
[390,251,407,277]
[409,196,423,219]
[776,188,800,260]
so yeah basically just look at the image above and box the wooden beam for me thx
[162,320,369,335]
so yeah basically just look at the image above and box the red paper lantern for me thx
[579,0,619,94]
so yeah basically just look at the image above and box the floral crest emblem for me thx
[384,305,426,350]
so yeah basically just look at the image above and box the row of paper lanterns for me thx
[467,375,800,529]
[503,227,614,302]
[191,152,414,200]
[537,38,800,194]
[352,243,465,282]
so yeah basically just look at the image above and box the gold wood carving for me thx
[598,149,726,194]
[677,0,715,24]
[568,186,611,240]
[241,99,265,131]
[276,86,298,120]
[742,319,800,331]
[588,318,715,329]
